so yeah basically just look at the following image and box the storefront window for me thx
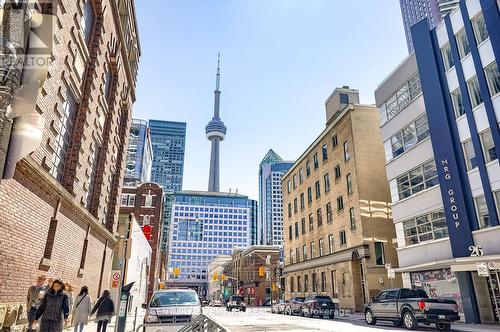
[411,269,463,316]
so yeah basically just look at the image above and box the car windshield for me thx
[315,296,333,302]
[296,297,305,302]
[231,296,244,301]
[150,291,200,307]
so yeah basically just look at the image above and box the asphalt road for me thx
[202,307,499,332]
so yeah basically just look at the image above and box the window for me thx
[495,191,500,220]
[343,140,350,161]
[301,218,306,235]
[324,173,330,192]
[463,140,477,170]
[346,173,353,194]
[296,248,300,263]
[142,215,151,226]
[467,76,483,108]
[308,214,314,231]
[380,73,422,123]
[287,180,291,193]
[288,203,292,218]
[480,130,497,163]
[295,222,299,238]
[332,134,338,148]
[289,250,293,264]
[292,174,297,189]
[337,196,344,211]
[396,160,438,200]
[455,29,470,59]
[144,194,153,207]
[441,43,454,71]
[297,276,302,292]
[472,13,489,45]
[299,168,304,184]
[120,194,135,207]
[349,207,356,229]
[485,62,500,96]
[319,238,324,257]
[290,277,294,293]
[475,195,490,229]
[403,210,448,245]
[293,198,298,213]
[334,165,341,179]
[390,115,430,159]
[321,272,326,292]
[313,153,319,169]
[317,208,323,227]
[312,273,317,292]
[307,187,312,204]
[289,225,293,240]
[306,161,311,177]
[50,88,77,180]
[328,234,334,253]
[315,181,321,199]
[339,230,346,245]
[304,275,309,292]
[322,144,328,161]
[177,219,203,241]
[81,0,94,43]
[104,66,113,101]
[300,193,305,210]
[326,202,333,223]
[374,242,385,265]
[310,242,315,258]
[303,245,307,260]
[451,88,465,118]
[340,93,349,104]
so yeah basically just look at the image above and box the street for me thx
[202,307,500,332]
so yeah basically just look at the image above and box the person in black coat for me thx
[33,279,70,332]
[91,289,115,332]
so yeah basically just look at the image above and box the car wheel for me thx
[435,323,451,332]
[365,309,377,325]
[403,311,418,330]
[242,308,246,312]
[319,314,323,319]
[329,314,335,319]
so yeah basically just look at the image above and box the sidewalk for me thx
[64,309,145,332]
[334,312,500,332]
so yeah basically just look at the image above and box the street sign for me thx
[488,262,497,270]
[275,268,282,277]
[387,268,396,279]
[385,263,391,269]
[112,280,119,288]
[112,272,121,281]
[477,262,489,277]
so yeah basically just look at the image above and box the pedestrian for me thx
[72,286,92,332]
[33,279,70,332]
[26,275,49,332]
[91,289,115,332]
[65,282,75,309]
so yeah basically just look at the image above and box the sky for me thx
[134,0,408,201]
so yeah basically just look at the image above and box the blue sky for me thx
[134,0,408,200]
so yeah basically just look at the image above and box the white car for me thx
[142,289,202,331]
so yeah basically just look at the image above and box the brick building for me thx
[0,0,140,325]
[282,87,401,312]
[119,182,165,300]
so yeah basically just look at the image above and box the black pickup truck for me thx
[364,288,460,331]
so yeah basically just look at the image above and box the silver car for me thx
[142,289,202,331]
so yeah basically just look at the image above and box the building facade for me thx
[120,182,164,300]
[282,88,401,312]
[378,0,500,323]
[258,149,294,246]
[207,255,232,301]
[400,0,460,52]
[123,119,153,186]
[0,0,140,324]
[165,191,257,298]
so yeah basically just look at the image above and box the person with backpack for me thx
[33,279,70,332]
[91,289,115,332]
[72,286,92,332]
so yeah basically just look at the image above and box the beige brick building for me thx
[282,87,401,312]
[0,0,140,325]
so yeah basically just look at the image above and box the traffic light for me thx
[221,274,227,281]
[173,267,180,277]
[258,266,265,277]
[213,273,219,281]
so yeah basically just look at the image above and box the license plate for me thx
[439,315,445,319]
[321,304,327,307]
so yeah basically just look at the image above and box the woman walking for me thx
[33,279,69,332]
[91,289,115,332]
[72,286,92,332]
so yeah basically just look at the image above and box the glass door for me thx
[488,270,500,322]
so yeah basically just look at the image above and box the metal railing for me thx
[135,315,226,332]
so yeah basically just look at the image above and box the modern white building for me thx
[258,149,294,246]
[377,0,500,324]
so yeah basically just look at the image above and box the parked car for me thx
[142,288,201,331]
[284,297,305,315]
[300,295,335,319]
[364,288,460,331]
[271,300,288,314]
[226,295,246,312]
[209,300,223,307]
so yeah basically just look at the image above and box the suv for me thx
[300,295,335,319]
[226,295,246,312]
[142,289,202,330]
